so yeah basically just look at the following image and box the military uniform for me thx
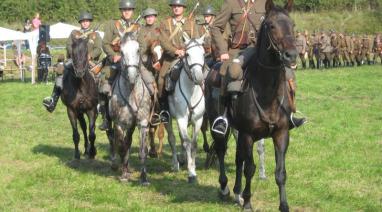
[306,32,315,68]
[312,33,321,69]
[320,33,332,68]
[296,33,307,69]
[210,0,266,93]
[137,10,161,95]
[372,34,382,64]
[345,34,354,66]
[330,33,340,67]
[361,35,371,64]
[338,34,349,66]
[353,36,362,66]
[158,15,200,97]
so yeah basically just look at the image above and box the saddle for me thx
[164,59,183,92]
[205,62,223,88]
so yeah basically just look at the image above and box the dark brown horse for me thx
[61,33,98,159]
[212,0,299,211]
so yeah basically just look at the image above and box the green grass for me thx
[1,65,382,211]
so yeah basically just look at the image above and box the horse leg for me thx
[177,118,196,183]
[67,108,80,159]
[240,132,256,211]
[273,131,290,212]
[78,113,89,157]
[118,126,134,182]
[214,129,230,200]
[86,108,97,159]
[148,126,158,158]
[157,123,165,157]
[139,123,150,186]
[257,138,266,180]
[233,132,245,206]
[164,119,179,171]
[188,117,203,183]
[201,115,209,153]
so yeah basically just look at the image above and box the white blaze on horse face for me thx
[185,39,205,84]
[153,45,163,61]
[121,39,140,83]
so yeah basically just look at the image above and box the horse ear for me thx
[197,34,206,45]
[182,32,191,43]
[284,0,294,13]
[265,0,275,15]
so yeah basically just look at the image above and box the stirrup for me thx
[159,110,170,124]
[290,111,308,128]
[211,116,229,135]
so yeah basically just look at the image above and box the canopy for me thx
[0,27,28,41]
[49,22,104,39]
[50,22,80,39]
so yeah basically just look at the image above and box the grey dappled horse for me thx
[108,32,152,185]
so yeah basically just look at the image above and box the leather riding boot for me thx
[159,97,170,123]
[289,116,307,129]
[42,85,61,113]
[98,98,109,131]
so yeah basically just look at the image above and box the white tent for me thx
[50,22,80,39]
[0,27,28,41]
[49,22,104,39]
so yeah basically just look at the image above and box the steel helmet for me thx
[203,5,216,16]
[119,0,136,9]
[142,8,158,17]
[169,0,187,7]
[78,11,93,23]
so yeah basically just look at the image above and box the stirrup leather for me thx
[211,116,229,135]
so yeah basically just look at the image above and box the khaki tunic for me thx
[338,36,349,62]
[296,34,306,54]
[158,16,200,97]
[66,29,103,64]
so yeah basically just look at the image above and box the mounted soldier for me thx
[199,5,217,68]
[98,0,140,130]
[210,0,305,133]
[137,8,163,125]
[42,11,102,112]
[157,0,201,122]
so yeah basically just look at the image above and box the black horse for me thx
[61,32,98,159]
[210,0,300,211]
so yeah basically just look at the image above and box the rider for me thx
[158,0,200,122]
[98,0,140,131]
[199,5,216,68]
[210,0,306,134]
[137,8,163,125]
[42,11,102,112]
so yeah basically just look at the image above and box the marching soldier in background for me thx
[158,0,201,123]
[346,33,355,66]
[353,34,362,66]
[330,31,340,67]
[137,8,162,125]
[361,34,371,65]
[42,11,102,112]
[313,30,321,69]
[338,32,349,67]
[372,33,382,64]
[305,30,315,69]
[98,0,139,130]
[296,30,307,69]
[320,31,332,68]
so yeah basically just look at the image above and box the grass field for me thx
[0,65,381,211]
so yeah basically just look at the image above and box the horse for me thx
[214,0,299,211]
[108,32,152,185]
[164,33,206,183]
[61,32,98,159]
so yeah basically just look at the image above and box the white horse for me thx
[165,34,206,183]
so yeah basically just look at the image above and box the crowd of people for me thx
[295,30,382,69]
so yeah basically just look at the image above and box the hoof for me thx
[188,176,198,184]
[111,163,119,171]
[177,153,186,167]
[218,186,230,201]
[141,180,151,186]
[74,152,81,160]
[172,163,180,172]
[279,202,289,212]
[243,202,254,212]
[119,176,129,183]
[259,175,267,180]
[234,193,244,206]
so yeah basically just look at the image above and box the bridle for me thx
[182,40,205,85]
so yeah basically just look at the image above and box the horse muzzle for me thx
[281,49,298,70]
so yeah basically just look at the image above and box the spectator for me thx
[13,29,26,68]
[32,13,41,30]
[23,18,32,32]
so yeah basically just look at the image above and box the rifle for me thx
[188,1,200,20]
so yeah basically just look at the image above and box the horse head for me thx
[120,32,140,85]
[71,30,90,78]
[183,32,205,85]
[259,0,297,70]
[150,40,163,63]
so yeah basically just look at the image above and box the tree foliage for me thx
[0,0,380,24]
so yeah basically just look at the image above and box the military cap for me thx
[203,5,216,16]
[78,11,93,23]
[142,8,158,17]
[169,0,187,7]
[119,0,136,9]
